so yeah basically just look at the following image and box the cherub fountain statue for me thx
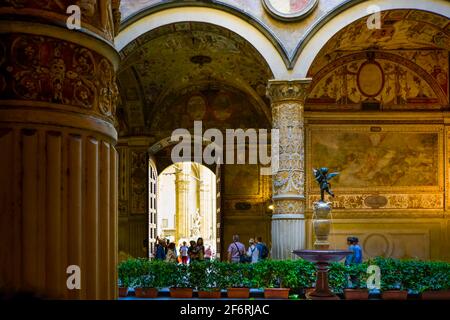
[293,167,352,300]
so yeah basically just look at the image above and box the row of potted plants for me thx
[118,259,316,299]
[117,257,450,300]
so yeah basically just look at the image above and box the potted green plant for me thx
[118,258,135,297]
[223,263,253,298]
[133,259,168,298]
[290,259,316,298]
[375,257,408,300]
[419,261,450,300]
[253,260,292,299]
[343,263,369,300]
[326,262,348,298]
[191,260,224,298]
[168,262,193,298]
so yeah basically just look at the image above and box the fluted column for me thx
[175,166,189,241]
[0,1,120,299]
[266,79,311,259]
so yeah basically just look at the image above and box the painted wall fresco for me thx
[149,87,269,137]
[309,10,450,76]
[307,10,450,110]
[307,52,448,110]
[118,22,272,134]
[309,130,440,189]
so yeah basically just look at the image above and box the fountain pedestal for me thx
[293,250,352,300]
[293,200,351,300]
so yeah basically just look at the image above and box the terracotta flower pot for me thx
[421,290,450,300]
[135,287,158,298]
[170,287,193,298]
[198,290,222,298]
[227,287,250,299]
[118,287,128,297]
[381,290,408,300]
[344,289,369,300]
[264,288,290,299]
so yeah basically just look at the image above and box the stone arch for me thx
[292,0,450,77]
[115,5,288,78]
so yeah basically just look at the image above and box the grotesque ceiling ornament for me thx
[262,0,319,21]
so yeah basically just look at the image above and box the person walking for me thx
[345,237,363,287]
[196,237,205,261]
[255,236,269,260]
[165,242,178,263]
[352,237,363,264]
[345,237,355,266]
[227,234,245,263]
[179,241,189,264]
[247,238,259,263]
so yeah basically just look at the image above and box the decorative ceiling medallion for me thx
[357,60,385,97]
[187,94,207,120]
[262,0,318,21]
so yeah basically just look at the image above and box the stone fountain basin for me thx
[293,250,352,263]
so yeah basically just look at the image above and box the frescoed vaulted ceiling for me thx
[306,10,450,111]
[117,22,273,138]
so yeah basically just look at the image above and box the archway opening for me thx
[156,162,217,257]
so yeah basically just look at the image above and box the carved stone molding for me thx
[305,209,446,219]
[266,79,311,104]
[0,0,120,42]
[308,193,444,210]
[0,33,118,123]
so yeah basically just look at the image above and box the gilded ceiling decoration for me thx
[307,10,450,110]
[118,22,273,136]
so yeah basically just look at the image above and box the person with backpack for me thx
[256,236,269,260]
[246,238,259,263]
[227,234,246,263]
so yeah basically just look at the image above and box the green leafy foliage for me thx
[328,262,348,293]
[372,257,404,290]
[252,260,315,289]
[189,260,226,291]
[117,257,450,293]
[220,262,255,288]
[167,262,191,288]
[345,262,369,289]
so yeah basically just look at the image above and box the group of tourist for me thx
[227,235,269,264]
[155,234,361,267]
[154,236,214,264]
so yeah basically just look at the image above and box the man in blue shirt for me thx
[352,237,363,264]
[345,237,355,265]
[345,237,363,288]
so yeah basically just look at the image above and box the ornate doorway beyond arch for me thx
[156,162,217,256]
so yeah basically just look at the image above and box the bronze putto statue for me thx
[313,167,339,201]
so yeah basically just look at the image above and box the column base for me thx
[271,214,305,260]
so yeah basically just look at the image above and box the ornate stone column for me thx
[0,1,121,299]
[266,79,311,260]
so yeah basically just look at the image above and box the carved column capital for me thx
[266,78,312,104]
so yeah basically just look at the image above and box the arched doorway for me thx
[156,162,217,255]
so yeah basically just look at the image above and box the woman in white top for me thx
[247,238,260,263]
